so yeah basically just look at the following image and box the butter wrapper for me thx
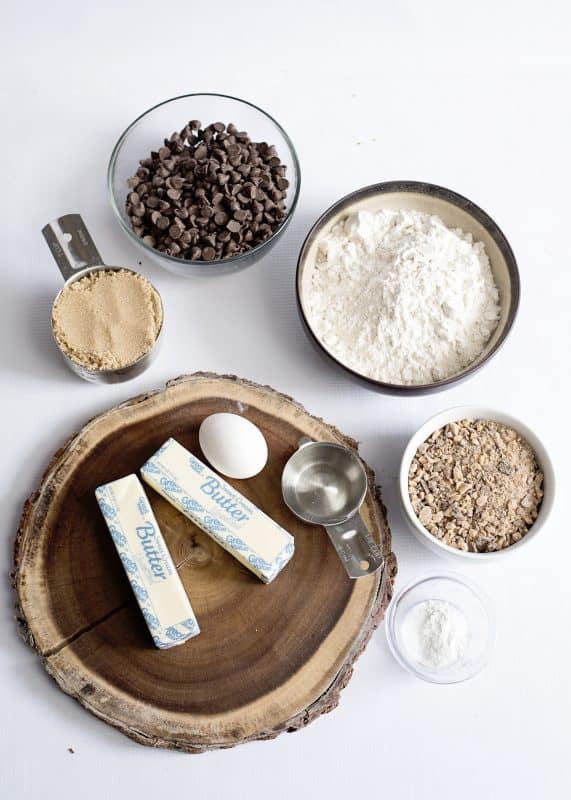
[141,438,294,583]
[95,474,200,649]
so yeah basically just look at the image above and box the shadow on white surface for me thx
[0,284,76,382]
[250,210,351,392]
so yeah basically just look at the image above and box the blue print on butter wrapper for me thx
[188,455,204,474]
[137,496,149,516]
[226,535,248,551]
[181,618,198,632]
[142,609,160,630]
[109,526,127,547]
[131,582,149,602]
[204,516,226,533]
[120,553,138,575]
[248,554,272,572]
[182,496,204,514]
[97,496,117,520]
[160,477,181,494]
[165,626,185,641]
[142,460,161,475]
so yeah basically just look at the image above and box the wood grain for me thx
[13,373,396,752]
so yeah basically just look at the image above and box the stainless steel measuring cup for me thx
[282,440,384,578]
[42,214,164,383]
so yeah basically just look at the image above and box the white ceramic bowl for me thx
[399,406,555,561]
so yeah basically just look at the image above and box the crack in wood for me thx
[43,602,128,658]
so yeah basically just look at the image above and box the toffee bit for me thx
[408,419,544,553]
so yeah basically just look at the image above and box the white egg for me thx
[198,413,268,479]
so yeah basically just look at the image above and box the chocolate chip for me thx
[194,143,208,160]
[226,143,241,158]
[125,119,289,262]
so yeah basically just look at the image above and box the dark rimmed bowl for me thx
[296,181,520,395]
[108,93,301,277]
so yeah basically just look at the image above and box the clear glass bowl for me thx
[108,93,301,277]
[385,573,494,684]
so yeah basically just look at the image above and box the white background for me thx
[1,1,570,798]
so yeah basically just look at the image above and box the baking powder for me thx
[307,209,501,385]
[400,599,469,670]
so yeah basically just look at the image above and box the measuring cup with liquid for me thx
[282,439,384,578]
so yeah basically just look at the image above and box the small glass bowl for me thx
[108,93,301,277]
[385,573,494,684]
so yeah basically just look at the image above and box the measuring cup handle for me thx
[42,214,105,280]
[326,514,384,579]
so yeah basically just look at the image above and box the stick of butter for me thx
[141,438,295,584]
[95,474,200,649]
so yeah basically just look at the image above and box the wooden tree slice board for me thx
[14,373,397,752]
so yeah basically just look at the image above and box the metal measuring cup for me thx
[282,439,384,579]
[42,214,164,383]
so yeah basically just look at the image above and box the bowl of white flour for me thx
[297,181,520,393]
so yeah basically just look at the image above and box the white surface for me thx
[1,1,569,798]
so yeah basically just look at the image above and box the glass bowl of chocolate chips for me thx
[108,93,301,276]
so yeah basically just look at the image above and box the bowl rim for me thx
[385,570,494,684]
[107,92,301,270]
[296,180,520,393]
[398,405,556,560]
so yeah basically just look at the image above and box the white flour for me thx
[307,209,501,384]
[400,599,469,670]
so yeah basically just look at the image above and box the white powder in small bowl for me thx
[400,599,469,670]
[306,208,501,385]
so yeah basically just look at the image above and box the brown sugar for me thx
[52,269,163,370]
